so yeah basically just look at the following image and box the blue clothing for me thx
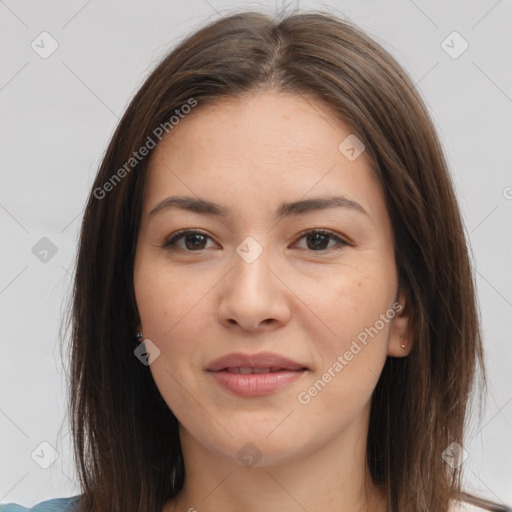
[0,496,81,512]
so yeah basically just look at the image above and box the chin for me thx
[206,430,313,468]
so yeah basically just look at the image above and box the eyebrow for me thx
[148,195,368,219]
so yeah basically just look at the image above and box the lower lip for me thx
[207,369,307,396]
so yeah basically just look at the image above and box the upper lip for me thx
[206,351,308,372]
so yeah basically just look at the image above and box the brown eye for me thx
[163,230,215,251]
[294,230,349,252]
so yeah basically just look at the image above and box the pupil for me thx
[308,233,328,250]
[186,234,206,250]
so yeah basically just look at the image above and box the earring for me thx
[135,331,144,341]
[400,335,406,349]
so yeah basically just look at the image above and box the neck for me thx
[166,402,386,512]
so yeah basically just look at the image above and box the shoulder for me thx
[0,495,82,512]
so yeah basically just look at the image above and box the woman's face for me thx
[134,90,410,467]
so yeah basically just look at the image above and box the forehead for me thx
[150,90,361,166]
[142,90,384,222]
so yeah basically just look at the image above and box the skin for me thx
[133,89,412,512]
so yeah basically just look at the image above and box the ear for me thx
[387,286,412,357]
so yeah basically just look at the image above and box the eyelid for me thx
[162,229,217,250]
[294,228,350,247]
[293,229,350,254]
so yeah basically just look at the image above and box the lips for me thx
[223,367,286,374]
[205,351,308,372]
[205,352,309,397]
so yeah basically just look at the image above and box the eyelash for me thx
[162,229,349,253]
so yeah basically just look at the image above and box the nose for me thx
[216,242,291,332]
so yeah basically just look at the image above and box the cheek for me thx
[134,253,208,338]
[134,260,214,418]
[302,257,396,372]
[134,254,221,370]
[291,276,394,431]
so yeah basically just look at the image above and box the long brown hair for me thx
[62,8,503,511]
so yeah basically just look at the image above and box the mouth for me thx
[205,351,308,373]
[205,352,309,396]
[216,366,307,374]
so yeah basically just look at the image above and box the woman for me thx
[2,9,510,512]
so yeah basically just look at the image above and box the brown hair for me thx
[62,8,503,512]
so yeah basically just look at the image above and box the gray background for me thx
[1,0,511,507]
